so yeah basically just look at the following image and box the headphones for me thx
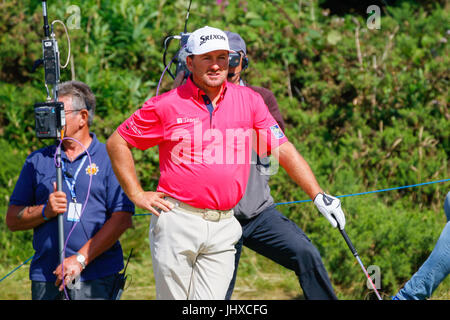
[241,55,249,70]
[228,52,249,78]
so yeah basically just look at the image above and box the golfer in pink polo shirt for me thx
[107,26,345,300]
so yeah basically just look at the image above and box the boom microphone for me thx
[227,71,242,78]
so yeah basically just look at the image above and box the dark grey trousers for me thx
[31,274,118,300]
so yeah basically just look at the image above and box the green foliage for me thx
[0,0,448,299]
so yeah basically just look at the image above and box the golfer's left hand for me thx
[314,192,346,230]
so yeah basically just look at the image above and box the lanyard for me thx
[61,155,87,202]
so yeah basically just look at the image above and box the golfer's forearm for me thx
[106,131,144,201]
[275,142,322,200]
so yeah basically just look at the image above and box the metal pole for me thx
[54,80,65,296]
[56,149,64,266]
[42,0,66,295]
[42,0,50,38]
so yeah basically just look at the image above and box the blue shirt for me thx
[9,133,135,281]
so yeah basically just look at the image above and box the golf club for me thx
[334,216,383,300]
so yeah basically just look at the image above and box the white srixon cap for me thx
[186,26,233,55]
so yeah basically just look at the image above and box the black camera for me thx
[34,101,65,139]
[42,38,60,85]
[33,0,65,140]
[34,37,65,140]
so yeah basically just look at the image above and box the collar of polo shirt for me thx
[184,76,228,104]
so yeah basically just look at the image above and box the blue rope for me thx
[275,178,450,206]
[1,178,448,283]
[0,255,34,283]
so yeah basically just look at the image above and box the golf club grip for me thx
[339,229,358,256]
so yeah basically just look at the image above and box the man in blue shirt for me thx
[6,81,135,300]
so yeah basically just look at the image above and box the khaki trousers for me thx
[149,202,242,300]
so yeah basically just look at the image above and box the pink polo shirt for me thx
[117,77,288,210]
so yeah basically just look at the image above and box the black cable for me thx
[163,36,176,80]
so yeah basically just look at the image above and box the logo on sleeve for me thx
[269,124,285,139]
[126,120,143,136]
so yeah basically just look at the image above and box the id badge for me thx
[67,202,82,222]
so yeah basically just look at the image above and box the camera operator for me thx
[6,81,135,300]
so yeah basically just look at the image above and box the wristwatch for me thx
[76,253,86,270]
